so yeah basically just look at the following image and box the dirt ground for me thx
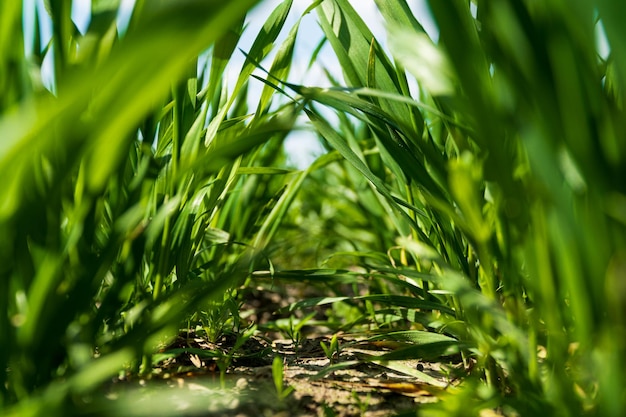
[105,331,463,417]
[101,284,468,416]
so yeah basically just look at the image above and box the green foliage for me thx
[3,0,625,416]
[272,356,295,401]
[0,0,301,414]
[265,0,626,415]
[320,333,340,363]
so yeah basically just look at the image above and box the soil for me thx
[104,331,464,417]
[102,284,467,416]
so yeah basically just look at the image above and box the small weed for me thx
[199,294,242,344]
[272,356,295,402]
[322,403,337,417]
[351,390,371,416]
[276,312,316,351]
[320,334,340,364]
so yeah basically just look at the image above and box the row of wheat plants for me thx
[3,0,626,415]
[264,0,626,415]
[0,0,315,415]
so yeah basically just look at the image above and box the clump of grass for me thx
[266,0,626,415]
[0,0,303,414]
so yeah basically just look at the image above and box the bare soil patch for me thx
[105,330,463,416]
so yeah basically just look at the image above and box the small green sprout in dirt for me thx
[351,390,371,417]
[320,333,340,364]
[272,356,295,402]
[215,325,257,388]
[200,295,242,344]
[322,404,338,417]
[277,312,317,349]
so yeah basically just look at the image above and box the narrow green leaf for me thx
[205,0,293,145]
[304,107,431,219]
[236,167,295,175]
[286,294,453,315]
[272,356,284,393]
[388,26,455,96]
